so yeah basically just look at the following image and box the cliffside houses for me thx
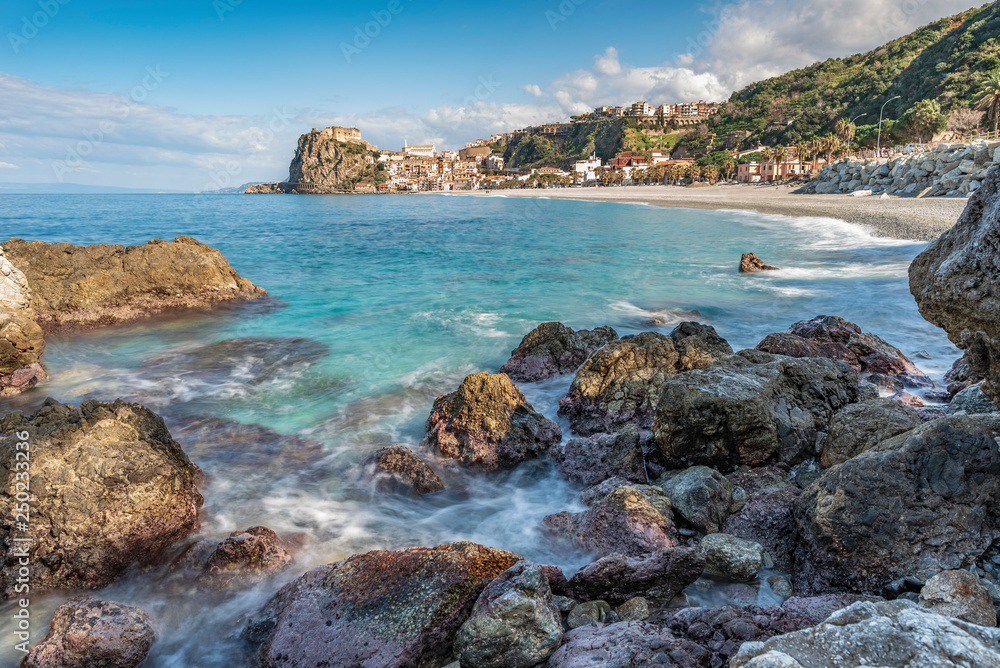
[592,100,722,120]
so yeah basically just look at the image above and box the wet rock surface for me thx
[425,372,561,471]
[453,561,563,668]
[361,445,445,495]
[542,484,678,557]
[0,399,202,595]
[653,350,860,470]
[567,548,705,605]
[740,253,780,272]
[820,398,922,468]
[756,315,930,387]
[657,465,734,534]
[552,424,647,486]
[910,167,1000,410]
[0,245,46,398]
[245,541,521,668]
[559,324,733,436]
[22,596,158,668]
[499,321,618,383]
[197,527,293,591]
[730,600,1000,668]
[722,468,801,573]
[793,416,1000,596]
[2,236,266,331]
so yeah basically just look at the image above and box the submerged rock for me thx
[793,416,1000,596]
[910,169,1000,410]
[2,235,266,331]
[361,445,445,495]
[198,527,293,591]
[553,424,647,486]
[730,600,1000,668]
[542,484,678,557]
[740,253,780,272]
[755,315,930,387]
[425,372,561,471]
[22,596,158,668]
[0,399,202,596]
[245,541,521,668]
[499,321,618,382]
[454,561,563,668]
[0,246,46,397]
[918,570,997,627]
[653,350,860,470]
[657,465,734,534]
[559,324,733,436]
[820,398,922,468]
[566,548,705,605]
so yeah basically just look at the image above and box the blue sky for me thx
[0,0,983,190]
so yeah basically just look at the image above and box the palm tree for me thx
[686,165,702,182]
[703,165,721,184]
[975,70,1000,134]
[721,156,737,181]
[835,120,855,145]
[821,135,841,165]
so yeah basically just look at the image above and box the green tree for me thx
[975,71,1000,133]
[902,99,947,142]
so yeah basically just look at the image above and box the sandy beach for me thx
[464,184,969,242]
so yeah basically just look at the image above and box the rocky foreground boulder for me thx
[0,246,46,397]
[453,561,563,668]
[551,424,647,486]
[723,467,801,573]
[1,236,266,331]
[566,547,704,605]
[425,372,561,471]
[559,323,733,435]
[793,416,1000,596]
[756,315,930,388]
[653,350,860,470]
[918,569,997,627]
[499,321,618,382]
[0,399,203,596]
[820,398,922,468]
[911,168,1000,410]
[245,541,521,668]
[657,465,736,534]
[730,600,1000,667]
[22,596,158,668]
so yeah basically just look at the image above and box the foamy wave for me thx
[724,210,919,250]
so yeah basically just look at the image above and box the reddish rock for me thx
[199,527,293,591]
[499,321,618,382]
[722,468,801,572]
[567,548,705,605]
[245,541,522,668]
[361,445,445,494]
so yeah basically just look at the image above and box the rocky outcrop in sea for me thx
[0,246,45,397]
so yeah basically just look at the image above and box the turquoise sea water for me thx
[0,193,957,665]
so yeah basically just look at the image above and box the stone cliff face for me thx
[0,246,46,396]
[910,165,1000,408]
[246,129,382,193]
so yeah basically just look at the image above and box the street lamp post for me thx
[877,96,902,155]
[849,113,868,156]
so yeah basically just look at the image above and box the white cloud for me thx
[0,162,17,169]
[522,84,547,98]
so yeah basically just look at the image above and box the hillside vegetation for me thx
[711,1,1000,147]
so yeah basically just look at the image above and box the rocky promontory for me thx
[0,246,45,397]
[2,236,266,331]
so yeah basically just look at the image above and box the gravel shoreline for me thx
[461,184,969,242]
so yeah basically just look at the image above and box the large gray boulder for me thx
[820,398,922,468]
[244,541,521,668]
[730,600,1000,667]
[949,382,999,415]
[499,321,618,382]
[653,350,860,470]
[453,561,562,668]
[1,399,203,596]
[910,168,1000,409]
[425,372,561,471]
[723,468,801,573]
[657,465,734,534]
[22,596,158,668]
[559,324,733,435]
[552,425,647,486]
[542,484,678,557]
[793,416,1000,596]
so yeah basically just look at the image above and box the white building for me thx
[403,144,436,158]
[573,154,603,181]
[486,155,505,171]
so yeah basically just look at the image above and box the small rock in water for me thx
[739,253,780,273]
[22,596,158,668]
[913,350,933,360]
[699,533,764,582]
[768,576,794,603]
[198,527,293,591]
[360,445,445,494]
